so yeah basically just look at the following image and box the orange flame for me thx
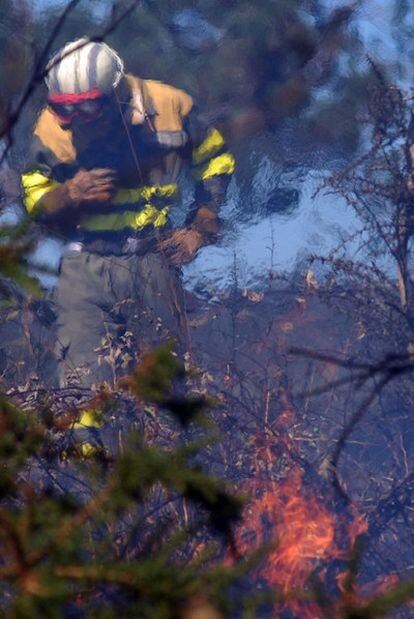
[221,303,406,616]
[228,391,368,619]
[335,572,403,616]
[239,470,332,591]
[232,466,367,617]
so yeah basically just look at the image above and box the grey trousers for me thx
[54,249,188,388]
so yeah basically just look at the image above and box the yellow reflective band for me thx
[61,444,102,460]
[192,129,225,165]
[80,442,103,458]
[73,409,103,430]
[199,152,235,180]
[21,172,59,213]
[112,188,143,205]
[82,204,169,232]
[112,184,178,205]
[141,184,177,201]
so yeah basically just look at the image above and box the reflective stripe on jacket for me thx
[22,174,178,231]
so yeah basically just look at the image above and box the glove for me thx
[41,168,117,215]
[190,206,220,236]
[161,227,205,266]
[161,207,220,266]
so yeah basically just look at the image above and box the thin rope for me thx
[114,87,145,186]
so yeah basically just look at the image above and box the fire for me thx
[232,466,367,617]
[221,305,405,616]
[238,469,334,591]
[334,572,404,617]
[227,385,368,619]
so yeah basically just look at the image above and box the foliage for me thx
[0,222,42,299]
[0,343,244,618]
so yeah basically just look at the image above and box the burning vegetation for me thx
[3,2,414,618]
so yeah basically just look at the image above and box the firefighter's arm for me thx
[187,111,235,223]
[163,117,235,265]
[187,120,235,230]
[22,168,117,221]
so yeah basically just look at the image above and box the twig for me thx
[330,373,392,505]
[1,0,82,159]
[26,479,116,567]
[290,347,414,504]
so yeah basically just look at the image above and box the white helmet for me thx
[46,38,124,95]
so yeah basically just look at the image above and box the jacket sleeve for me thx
[21,107,82,220]
[184,108,235,230]
[21,134,77,219]
[22,139,58,216]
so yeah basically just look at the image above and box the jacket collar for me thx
[124,74,157,125]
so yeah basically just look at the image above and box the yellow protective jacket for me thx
[22,74,235,237]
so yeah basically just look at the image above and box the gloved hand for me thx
[190,206,220,236]
[65,168,117,207]
[161,206,220,266]
[161,227,205,266]
[41,168,117,215]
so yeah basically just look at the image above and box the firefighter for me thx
[21,38,235,389]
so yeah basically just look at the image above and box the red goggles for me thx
[48,89,108,125]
